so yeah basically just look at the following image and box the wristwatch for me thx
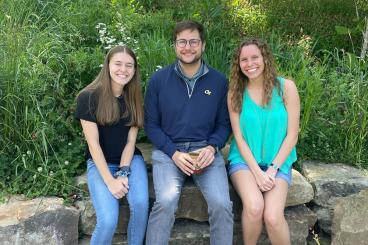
[114,166,131,178]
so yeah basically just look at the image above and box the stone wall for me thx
[1,144,368,244]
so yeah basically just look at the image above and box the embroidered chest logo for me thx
[204,89,212,95]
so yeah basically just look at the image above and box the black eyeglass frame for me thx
[175,39,202,48]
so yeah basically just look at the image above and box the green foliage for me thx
[1,0,367,198]
[250,0,368,54]
[268,35,368,168]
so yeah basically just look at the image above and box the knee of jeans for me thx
[154,194,179,215]
[130,196,149,213]
[96,213,119,231]
[208,196,232,214]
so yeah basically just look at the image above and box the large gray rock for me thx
[287,170,314,206]
[0,196,79,245]
[331,189,368,245]
[301,161,368,234]
[79,205,316,245]
[75,197,130,235]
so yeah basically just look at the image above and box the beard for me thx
[177,51,203,65]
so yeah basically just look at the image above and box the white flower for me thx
[37,167,43,172]
[27,150,31,155]
[49,171,54,176]
[68,142,72,146]
[64,160,69,165]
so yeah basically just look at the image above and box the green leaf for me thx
[335,25,351,35]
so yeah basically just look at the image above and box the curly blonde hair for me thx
[229,38,279,112]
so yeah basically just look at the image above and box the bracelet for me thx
[270,163,279,171]
[114,166,131,178]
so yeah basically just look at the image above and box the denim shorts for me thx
[228,162,292,186]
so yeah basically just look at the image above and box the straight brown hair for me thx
[78,46,143,127]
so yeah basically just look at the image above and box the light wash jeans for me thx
[145,141,233,245]
[87,155,149,245]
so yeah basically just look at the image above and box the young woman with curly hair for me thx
[227,38,300,245]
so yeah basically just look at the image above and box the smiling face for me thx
[239,44,265,82]
[175,29,205,65]
[108,52,135,94]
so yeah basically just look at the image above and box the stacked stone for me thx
[2,144,368,244]
[77,143,317,245]
[302,161,368,244]
[0,196,79,245]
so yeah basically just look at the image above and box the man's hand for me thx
[172,151,195,176]
[196,145,216,169]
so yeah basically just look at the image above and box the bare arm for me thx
[80,119,127,198]
[120,127,138,167]
[266,79,300,176]
[227,92,274,191]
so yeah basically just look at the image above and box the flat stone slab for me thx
[0,196,79,245]
[332,189,368,245]
[79,205,316,245]
[301,161,368,234]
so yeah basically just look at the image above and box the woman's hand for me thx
[254,170,275,192]
[106,177,129,199]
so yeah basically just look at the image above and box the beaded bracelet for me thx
[114,166,131,178]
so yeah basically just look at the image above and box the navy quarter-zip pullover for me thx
[144,61,231,157]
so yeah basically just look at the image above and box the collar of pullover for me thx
[174,59,209,83]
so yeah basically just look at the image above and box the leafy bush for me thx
[1,0,367,199]
[250,0,368,54]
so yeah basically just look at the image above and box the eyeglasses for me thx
[175,39,201,48]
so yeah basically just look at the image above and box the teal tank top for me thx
[228,77,297,174]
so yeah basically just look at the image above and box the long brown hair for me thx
[78,46,143,127]
[229,38,279,112]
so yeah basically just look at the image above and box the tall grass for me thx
[268,34,368,168]
[1,0,367,199]
[0,0,88,198]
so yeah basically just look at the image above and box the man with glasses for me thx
[144,20,233,245]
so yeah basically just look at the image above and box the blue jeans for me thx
[87,155,149,245]
[145,141,233,245]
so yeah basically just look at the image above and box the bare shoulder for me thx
[283,78,298,96]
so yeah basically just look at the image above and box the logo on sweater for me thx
[204,90,212,95]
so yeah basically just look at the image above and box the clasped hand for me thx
[255,167,277,192]
[172,146,215,176]
[107,176,129,199]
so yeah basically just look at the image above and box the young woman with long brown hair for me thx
[227,38,300,245]
[76,46,148,245]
